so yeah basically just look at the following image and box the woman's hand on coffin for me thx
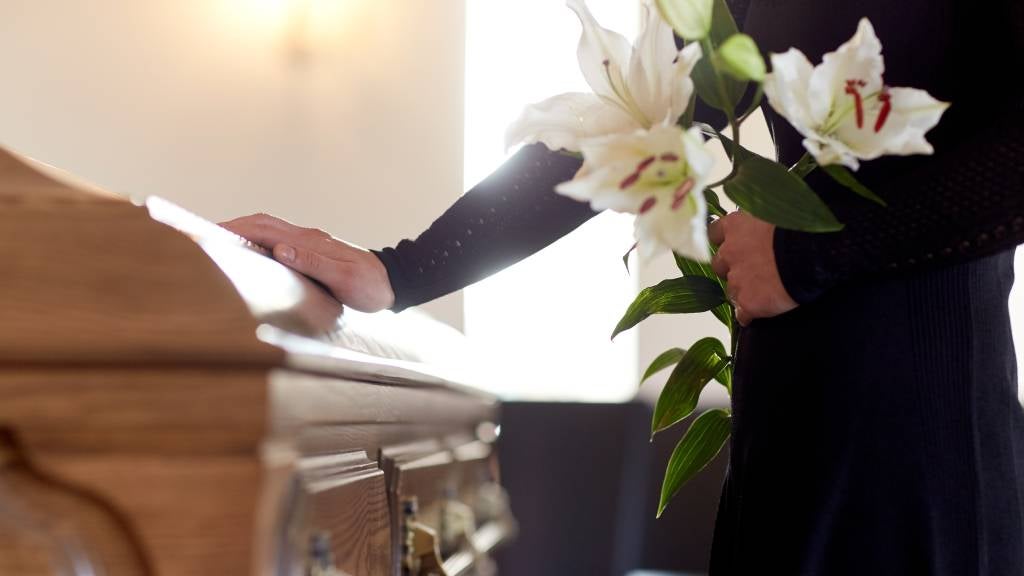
[220,213,395,312]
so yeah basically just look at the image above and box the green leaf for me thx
[622,242,637,273]
[716,362,733,395]
[704,187,727,216]
[656,0,713,41]
[822,164,887,206]
[674,252,713,278]
[612,276,726,339]
[737,83,764,123]
[723,147,843,232]
[716,33,765,82]
[673,251,732,329]
[657,408,731,517]
[690,0,746,113]
[641,344,732,391]
[651,338,728,435]
[641,348,687,386]
[789,152,817,178]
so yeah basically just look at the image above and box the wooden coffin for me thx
[0,146,513,576]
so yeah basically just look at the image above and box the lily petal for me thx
[681,125,714,184]
[636,188,709,262]
[628,0,681,122]
[505,92,635,152]
[557,125,714,261]
[764,48,818,135]
[802,136,861,170]
[810,17,885,126]
[556,162,648,213]
[652,126,713,261]
[567,0,635,111]
[835,87,949,161]
[663,42,703,127]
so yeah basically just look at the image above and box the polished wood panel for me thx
[0,145,511,575]
[0,200,279,367]
[0,369,270,455]
[300,452,391,575]
[32,452,262,575]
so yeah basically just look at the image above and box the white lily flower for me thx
[505,0,703,153]
[763,18,950,170]
[556,125,715,261]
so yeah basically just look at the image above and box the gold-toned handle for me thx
[441,500,477,555]
[402,498,448,576]
[404,487,515,576]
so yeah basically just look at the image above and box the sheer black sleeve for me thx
[374,145,592,311]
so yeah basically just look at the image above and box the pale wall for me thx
[0,0,466,327]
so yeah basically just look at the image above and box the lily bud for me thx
[717,33,766,82]
[656,0,713,41]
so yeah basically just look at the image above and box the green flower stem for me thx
[707,169,736,190]
[700,37,751,192]
[737,84,764,124]
[789,152,818,178]
[702,38,741,151]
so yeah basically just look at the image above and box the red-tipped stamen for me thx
[660,153,679,163]
[845,80,865,129]
[874,90,893,133]
[620,156,657,190]
[671,179,695,211]
[639,196,657,214]
[620,172,640,190]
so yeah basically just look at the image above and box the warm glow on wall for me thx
[217,0,359,54]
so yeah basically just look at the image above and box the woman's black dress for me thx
[374,0,1024,573]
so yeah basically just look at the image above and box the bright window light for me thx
[463,0,640,402]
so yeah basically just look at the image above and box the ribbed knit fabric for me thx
[374,0,1024,573]
[709,1,1024,573]
[712,251,1023,574]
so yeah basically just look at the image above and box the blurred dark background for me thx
[495,401,728,576]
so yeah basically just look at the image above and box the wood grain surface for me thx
[0,145,506,575]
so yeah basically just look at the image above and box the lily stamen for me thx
[620,155,656,190]
[620,172,640,190]
[672,178,695,211]
[874,89,893,133]
[845,79,867,129]
[602,59,650,128]
[639,196,657,214]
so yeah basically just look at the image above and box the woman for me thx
[224,0,1024,572]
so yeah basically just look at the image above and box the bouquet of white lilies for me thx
[506,0,949,516]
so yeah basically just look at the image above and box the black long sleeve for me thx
[775,98,1024,304]
[374,144,593,311]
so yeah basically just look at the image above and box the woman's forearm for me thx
[374,144,596,311]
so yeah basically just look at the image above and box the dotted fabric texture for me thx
[373,144,594,311]
[775,89,1024,304]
